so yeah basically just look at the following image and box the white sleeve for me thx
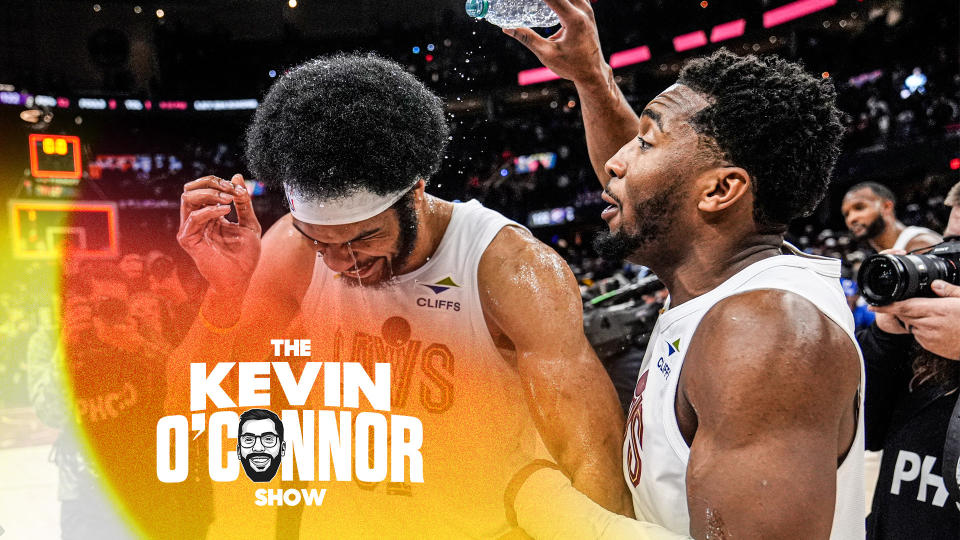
[514,467,692,540]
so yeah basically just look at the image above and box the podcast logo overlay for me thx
[237,408,285,482]
[156,338,425,507]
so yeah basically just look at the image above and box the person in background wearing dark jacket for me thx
[861,180,960,539]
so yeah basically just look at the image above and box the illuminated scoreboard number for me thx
[28,134,83,179]
[8,200,118,259]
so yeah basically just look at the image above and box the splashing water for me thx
[346,242,364,289]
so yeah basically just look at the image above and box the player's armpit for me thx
[682,289,860,539]
[478,226,633,516]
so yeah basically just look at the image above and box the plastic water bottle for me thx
[465,0,560,28]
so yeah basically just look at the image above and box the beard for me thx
[241,452,281,482]
[593,187,678,263]
[856,214,886,241]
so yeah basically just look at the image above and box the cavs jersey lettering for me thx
[298,200,549,538]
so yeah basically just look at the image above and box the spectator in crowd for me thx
[842,181,942,252]
[27,259,209,539]
[944,180,960,237]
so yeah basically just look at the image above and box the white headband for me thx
[284,180,418,226]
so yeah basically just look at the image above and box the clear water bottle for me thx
[465,0,560,28]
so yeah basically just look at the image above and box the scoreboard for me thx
[28,134,83,179]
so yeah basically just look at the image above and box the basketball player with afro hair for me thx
[172,52,630,537]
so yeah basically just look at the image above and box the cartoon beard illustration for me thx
[240,452,281,482]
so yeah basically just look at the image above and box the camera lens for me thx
[858,256,906,305]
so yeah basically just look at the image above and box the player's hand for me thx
[871,280,960,360]
[177,174,262,297]
[502,0,607,86]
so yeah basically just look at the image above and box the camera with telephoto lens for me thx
[857,239,960,306]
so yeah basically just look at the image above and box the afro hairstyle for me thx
[677,49,843,229]
[245,53,449,201]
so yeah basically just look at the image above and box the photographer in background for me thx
[859,179,960,539]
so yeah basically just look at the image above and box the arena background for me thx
[0,0,957,537]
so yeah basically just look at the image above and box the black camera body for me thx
[857,239,960,306]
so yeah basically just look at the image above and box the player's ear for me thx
[281,441,286,457]
[697,166,751,213]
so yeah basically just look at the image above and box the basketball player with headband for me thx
[172,53,630,537]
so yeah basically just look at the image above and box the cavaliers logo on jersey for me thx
[333,316,456,414]
[625,370,649,487]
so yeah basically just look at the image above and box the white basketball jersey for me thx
[622,244,866,538]
[892,225,939,251]
[297,200,548,538]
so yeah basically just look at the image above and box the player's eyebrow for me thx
[641,108,664,132]
[291,220,381,245]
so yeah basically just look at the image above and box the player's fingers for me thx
[541,0,582,23]
[229,174,262,234]
[183,175,237,193]
[503,27,553,57]
[548,26,568,41]
[177,204,232,247]
[180,188,235,225]
[567,0,594,11]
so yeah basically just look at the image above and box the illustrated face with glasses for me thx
[236,410,286,482]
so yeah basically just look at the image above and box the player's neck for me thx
[657,231,784,308]
[869,219,904,252]
[396,195,454,274]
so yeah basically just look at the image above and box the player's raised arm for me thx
[682,290,861,538]
[478,226,632,515]
[503,0,640,184]
[166,174,310,411]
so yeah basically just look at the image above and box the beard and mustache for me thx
[853,214,886,241]
[593,187,679,263]
[241,452,282,482]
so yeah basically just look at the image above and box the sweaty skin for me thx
[506,0,861,537]
[479,226,632,514]
[171,175,632,516]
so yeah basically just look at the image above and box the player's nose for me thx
[321,245,358,273]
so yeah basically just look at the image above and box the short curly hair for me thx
[245,53,449,200]
[678,49,843,228]
[846,181,896,204]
